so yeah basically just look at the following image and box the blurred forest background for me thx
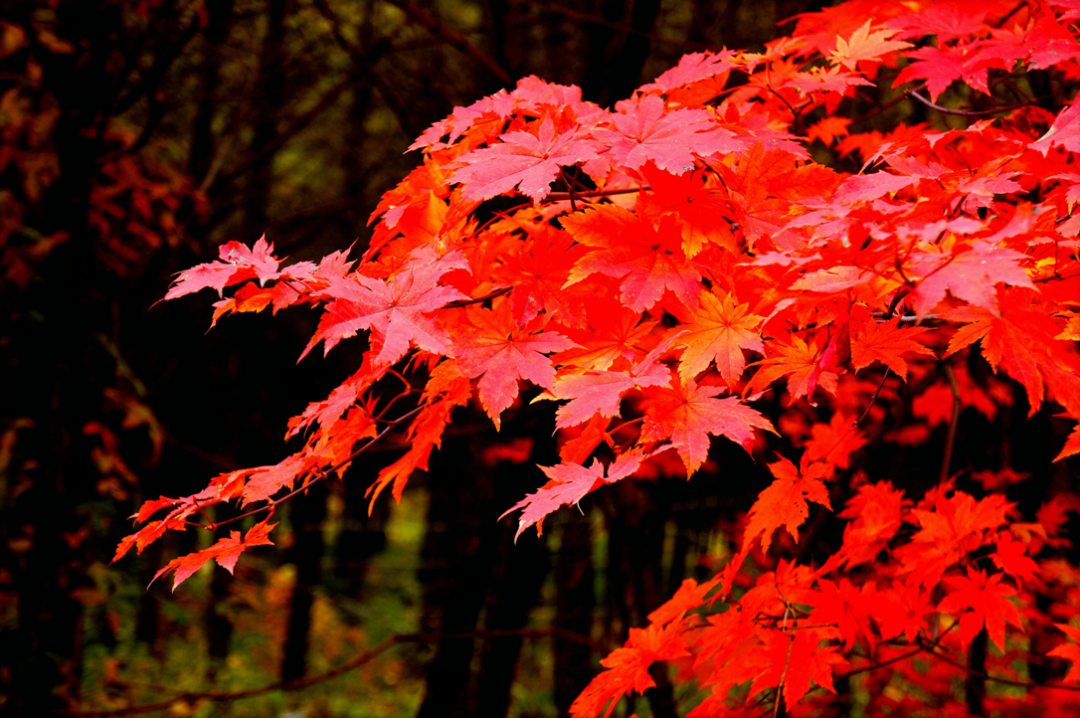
[8,0,1069,717]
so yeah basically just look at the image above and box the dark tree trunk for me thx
[966,628,987,716]
[186,0,236,184]
[579,0,624,104]
[607,0,662,102]
[415,437,499,718]
[554,511,596,715]
[474,523,549,718]
[243,0,291,234]
[281,482,327,682]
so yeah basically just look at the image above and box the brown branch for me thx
[47,627,603,717]
[191,405,424,532]
[442,285,513,308]
[544,185,648,202]
[918,638,1080,693]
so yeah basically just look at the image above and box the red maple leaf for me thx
[642,376,775,474]
[591,94,745,175]
[829,20,912,70]
[850,318,933,379]
[453,303,577,428]
[675,290,764,386]
[165,235,283,300]
[502,451,644,539]
[937,567,1023,652]
[302,247,469,363]
[746,335,839,401]
[1048,623,1080,684]
[562,204,701,312]
[450,116,600,202]
[742,457,832,554]
[908,240,1034,318]
[551,336,675,428]
[151,519,276,590]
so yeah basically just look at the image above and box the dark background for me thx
[3,1,1072,717]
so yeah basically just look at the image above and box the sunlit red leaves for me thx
[908,240,1034,318]
[829,20,912,70]
[452,302,576,428]
[746,335,839,402]
[561,204,701,312]
[450,116,600,202]
[674,290,764,386]
[165,235,280,300]
[1049,623,1080,684]
[899,489,1014,588]
[136,6,1080,715]
[945,298,1080,418]
[503,451,645,540]
[550,337,674,429]
[850,318,932,380]
[571,618,689,718]
[833,480,905,568]
[592,94,744,175]
[302,247,469,363]
[641,377,775,474]
[937,567,1023,652]
[742,457,832,555]
[151,520,276,591]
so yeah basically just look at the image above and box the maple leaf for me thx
[945,300,1080,418]
[151,520,277,591]
[302,247,469,363]
[806,116,852,146]
[894,44,1002,101]
[937,567,1023,652]
[571,618,689,718]
[450,117,600,202]
[592,94,745,175]
[834,480,905,568]
[807,578,880,652]
[552,294,658,372]
[561,204,701,312]
[804,412,866,469]
[639,164,736,257]
[992,531,1039,582]
[850,318,933,380]
[746,335,839,402]
[1048,623,1080,684]
[551,336,675,429]
[908,241,1034,318]
[743,457,832,554]
[675,290,764,386]
[453,303,577,428]
[641,376,775,474]
[829,20,912,71]
[640,50,739,93]
[165,236,282,300]
[502,451,644,539]
[1057,424,1080,462]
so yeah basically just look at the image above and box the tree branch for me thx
[46,627,604,717]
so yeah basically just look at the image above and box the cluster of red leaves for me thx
[117,0,1080,714]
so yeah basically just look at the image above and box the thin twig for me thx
[46,627,602,717]
[918,638,1080,693]
[192,405,424,532]
[544,186,648,202]
[442,286,512,308]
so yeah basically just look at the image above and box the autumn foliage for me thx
[115,0,1080,715]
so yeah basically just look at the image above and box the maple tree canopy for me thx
[116,0,1080,715]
